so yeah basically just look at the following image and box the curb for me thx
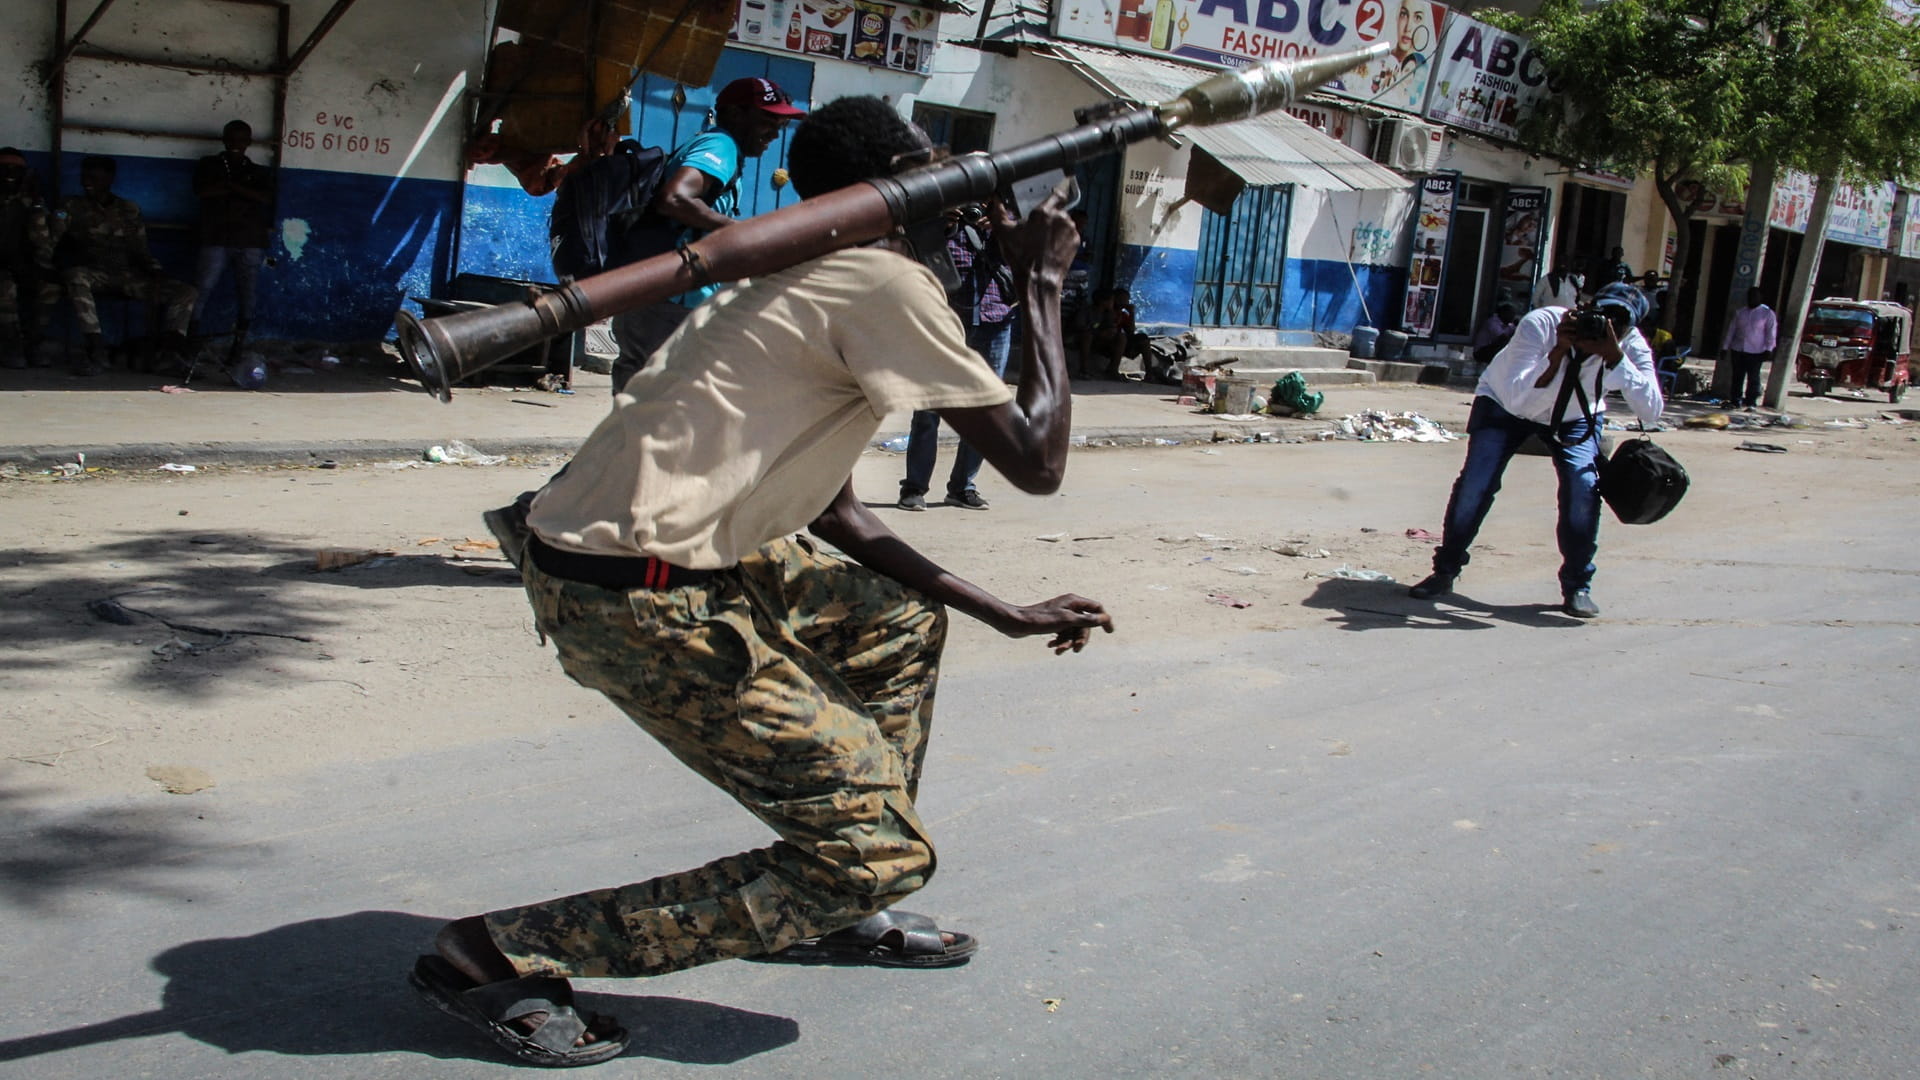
[0,417,1345,470]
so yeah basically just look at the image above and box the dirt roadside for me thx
[4,415,1917,800]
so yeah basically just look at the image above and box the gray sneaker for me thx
[897,492,928,511]
[945,489,989,510]
[1563,590,1600,618]
[482,501,531,572]
[1408,572,1456,599]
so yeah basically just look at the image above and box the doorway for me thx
[1434,205,1488,339]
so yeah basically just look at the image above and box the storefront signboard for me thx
[732,0,939,74]
[1050,0,1448,114]
[1828,180,1896,248]
[1496,185,1547,297]
[1423,14,1556,143]
[1899,192,1920,259]
[1403,171,1457,337]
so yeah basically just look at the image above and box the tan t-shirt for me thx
[528,247,1015,568]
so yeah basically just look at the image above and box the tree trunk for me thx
[1653,171,1693,336]
[1765,173,1838,409]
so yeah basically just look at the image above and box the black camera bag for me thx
[1555,353,1689,525]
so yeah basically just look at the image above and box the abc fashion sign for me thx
[1423,14,1557,143]
[1053,0,1447,114]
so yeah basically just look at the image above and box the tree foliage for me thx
[1500,0,1920,326]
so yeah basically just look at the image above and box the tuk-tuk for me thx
[1795,297,1912,402]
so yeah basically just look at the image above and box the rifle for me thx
[398,42,1389,401]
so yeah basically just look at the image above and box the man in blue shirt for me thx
[609,76,804,395]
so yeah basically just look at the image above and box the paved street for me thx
[2,410,1918,1078]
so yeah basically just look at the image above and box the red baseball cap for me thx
[715,77,806,118]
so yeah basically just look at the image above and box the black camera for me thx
[1570,307,1614,340]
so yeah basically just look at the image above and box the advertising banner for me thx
[1496,185,1546,296]
[1050,0,1448,113]
[1900,192,1920,260]
[1828,180,1896,248]
[1768,170,1815,233]
[1403,171,1458,337]
[732,0,939,73]
[1423,14,1556,143]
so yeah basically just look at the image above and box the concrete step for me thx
[1212,366,1378,386]
[1347,358,1454,385]
[1193,345,1352,369]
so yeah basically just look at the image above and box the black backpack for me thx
[548,140,674,281]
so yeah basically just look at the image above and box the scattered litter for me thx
[1042,998,1062,1013]
[145,764,215,795]
[318,459,338,469]
[879,435,910,452]
[154,384,195,394]
[1072,535,1116,542]
[1268,542,1329,558]
[1225,565,1264,576]
[54,462,82,477]
[0,463,19,480]
[451,538,501,553]
[427,440,507,465]
[1153,437,1181,446]
[1146,584,1170,591]
[1196,448,1220,455]
[1206,593,1254,608]
[1822,419,1867,429]
[512,398,557,408]
[1405,527,1440,541]
[314,548,396,571]
[533,374,569,392]
[1069,434,1089,446]
[156,463,197,473]
[1322,565,1396,583]
[1034,532,1067,543]
[417,536,445,546]
[1330,411,1457,442]
[374,459,426,470]
[1736,441,1789,453]
[1268,371,1324,416]
[1684,413,1732,429]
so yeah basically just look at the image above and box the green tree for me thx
[1507,0,1920,340]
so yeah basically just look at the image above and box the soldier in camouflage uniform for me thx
[0,148,60,369]
[411,97,1109,1068]
[59,156,196,375]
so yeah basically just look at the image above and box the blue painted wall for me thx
[458,182,558,285]
[1282,258,1406,339]
[1116,242,1404,340]
[1116,243,1198,332]
[20,150,458,341]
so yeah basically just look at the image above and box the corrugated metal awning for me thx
[1051,44,1410,192]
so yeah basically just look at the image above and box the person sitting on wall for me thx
[1083,286,1141,379]
[1471,301,1519,364]
[0,147,61,370]
[191,120,275,362]
[59,155,197,376]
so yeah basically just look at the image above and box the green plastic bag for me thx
[1269,371,1324,416]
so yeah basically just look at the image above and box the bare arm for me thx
[653,165,735,234]
[937,188,1081,494]
[809,480,1112,653]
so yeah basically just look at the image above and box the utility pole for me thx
[1766,174,1837,409]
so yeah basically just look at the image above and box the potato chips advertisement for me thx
[732,0,936,72]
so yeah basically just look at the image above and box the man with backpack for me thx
[550,76,804,396]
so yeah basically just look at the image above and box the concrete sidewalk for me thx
[0,361,1481,468]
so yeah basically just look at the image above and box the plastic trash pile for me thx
[1329,411,1458,442]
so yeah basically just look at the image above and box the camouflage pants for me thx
[486,535,947,979]
[0,269,59,334]
[61,266,196,335]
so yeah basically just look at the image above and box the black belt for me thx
[527,536,719,590]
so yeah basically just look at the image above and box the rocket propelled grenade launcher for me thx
[399,41,1389,401]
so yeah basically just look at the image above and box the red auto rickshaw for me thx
[1795,298,1912,402]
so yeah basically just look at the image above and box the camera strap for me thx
[1551,351,1606,447]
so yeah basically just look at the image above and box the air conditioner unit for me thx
[1372,119,1443,173]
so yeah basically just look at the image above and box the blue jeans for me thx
[902,318,1013,499]
[1432,395,1604,596]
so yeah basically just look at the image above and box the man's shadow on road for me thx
[1301,578,1584,631]
[0,910,798,1068]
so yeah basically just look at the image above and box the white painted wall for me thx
[1291,186,1416,266]
[4,0,487,183]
